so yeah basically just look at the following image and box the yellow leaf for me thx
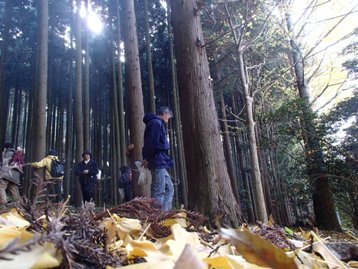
[171,223,200,246]
[0,209,30,228]
[293,249,328,269]
[348,261,358,268]
[162,212,187,228]
[0,242,61,269]
[115,217,141,240]
[221,228,298,269]
[127,240,161,257]
[267,215,275,227]
[173,244,206,269]
[0,227,33,247]
[310,232,348,269]
[108,260,175,269]
[204,256,241,269]
[99,218,117,243]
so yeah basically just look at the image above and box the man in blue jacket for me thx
[142,106,174,210]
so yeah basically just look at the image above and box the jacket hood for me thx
[143,113,161,124]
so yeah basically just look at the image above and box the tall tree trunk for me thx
[231,93,254,222]
[11,86,21,144]
[167,1,188,207]
[144,0,156,113]
[221,2,268,222]
[0,0,12,146]
[111,42,119,204]
[170,0,243,226]
[219,90,240,203]
[239,51,267,223]
[286,11,341,231]
[64,16,75,200]
[74,0,84,206]
[32,0,48,171]
[121,0,147,197]
[83,0,90,150]
[116,0,127,166]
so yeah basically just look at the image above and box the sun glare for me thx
[87,12,103,34]
[79,1,103,34]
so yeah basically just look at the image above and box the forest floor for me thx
[0,196,357,269]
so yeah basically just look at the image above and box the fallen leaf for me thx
[0,242,61,269]
[221,228,298,269]
[173,244,207,269]
[310,232,348,269]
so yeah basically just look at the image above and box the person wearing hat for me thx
[31,149,64,202]
[75,150,98,203]
[142,106,174,210]
[0,142,20,204]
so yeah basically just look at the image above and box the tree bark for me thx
[167,1,188,207]
[170,0,243,226]
[222,2,268,222]
[144,0,156,113]
[116,0,127,166]
[219,90,241,203]
[122,0,148,197]
[83,0,90,150]
[32,0,48,172]
[74,0,84,206]
[0,0,12,147]
[232,93,254,222]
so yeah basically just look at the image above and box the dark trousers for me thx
[80,182,96,203]
[46,180,63,203]
[123,184,133,202]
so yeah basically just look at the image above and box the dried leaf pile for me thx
[0,185,357,269]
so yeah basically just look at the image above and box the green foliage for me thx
[342,27,358,78]
[319,90,358,228]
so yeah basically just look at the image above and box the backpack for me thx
[50,159,65,177]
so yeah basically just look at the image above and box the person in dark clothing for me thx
[75,150,98,204]
[118,165,133,202]
[142,106,174,210]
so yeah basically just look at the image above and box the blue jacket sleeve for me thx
[74,162,83,176]
[142,120,161,161]
[88,160,99,176]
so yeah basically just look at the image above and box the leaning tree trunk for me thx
[286,11,341,231]
[74,0,84,206]
[32,0,48,173]
[121,0,148,197]
[170,0,243,227]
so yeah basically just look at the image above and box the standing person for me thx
[75,150,98,204]
[31,149,64,203]
[142,106,174,210]
[0,142,20,204]
[118,165,133,202]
